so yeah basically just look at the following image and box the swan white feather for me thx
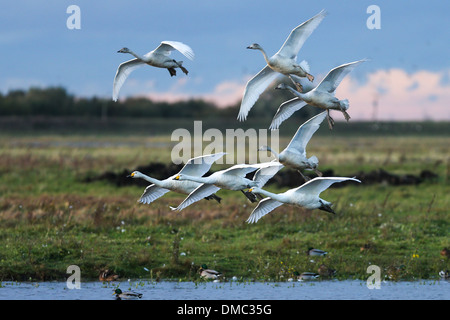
[274,59,367,129]
[139,185,171,205]
[246,198,284,224]
[173,162,283,211]
[269,98,308,130]
[128,152,225,205]
[113,41,194,101]
[261,112,326,180]
[172,183,222,212]
[247,177,361,223]
[238,10,327,121]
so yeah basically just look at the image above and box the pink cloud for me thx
[336,68,450,121]
[135,68,450,121]
[142,78,246,108]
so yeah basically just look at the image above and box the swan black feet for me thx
[326,110,335,130]
[314,169,323,177]
[288,76,303,92]
[294,82,303,92]
[341,110,351,122]
[205,194,222,203]
[241,190,258,203]
[180,66,189,75]
[298,170,311,182]
[167,68,177,77]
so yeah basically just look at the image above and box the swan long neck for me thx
[265,146,280,160]
[254,188,281,201]
[287,85,305,98]
[138,173,162,186]
[127,50,146,61]
[257,47,271,65]
[179,174,211,184]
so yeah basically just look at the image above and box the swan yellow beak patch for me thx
[174,175,180,180]
[130,172,135,177]
[249,188,254,192]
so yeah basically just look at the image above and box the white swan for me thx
[273,59,367,129]
[127,152,225,205]
[172,162,284,211]
[259,111,326,181]
[246,177,361,223]
[237,10,327,121]
[113,41,195,101]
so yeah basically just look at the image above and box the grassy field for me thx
[0,121,449,282]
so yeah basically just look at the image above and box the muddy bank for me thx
[83,163,439,188]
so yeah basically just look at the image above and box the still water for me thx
[0,279,448,300]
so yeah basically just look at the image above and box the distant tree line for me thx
[0,86,316,122]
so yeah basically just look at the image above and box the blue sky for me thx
[1,0,449,120]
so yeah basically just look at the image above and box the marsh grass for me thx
[0,133,448,281]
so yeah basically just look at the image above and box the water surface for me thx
[0,279,448,300]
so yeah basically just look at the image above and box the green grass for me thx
[0,132,448,282]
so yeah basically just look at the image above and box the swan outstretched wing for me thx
[112,58,145,101]
[269,98,308,130]
[316,59,367,93]
[246,198,284,224]
[238,66,284,121]
[285,111,327,155]
[138,185,171,204]
[221,163,261,178]
[253,162,284,188]
[173,183,221,211]
[294,177,361,197]
[178,152,226,177]
[151,41,195,61]
[277,10,327,59]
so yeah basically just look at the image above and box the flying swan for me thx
[127,152,225,205]
[259,111,327,181]
[272,59,367,129]
[171,161,284,211]
[113,41,195,101]
[246,177,361,223]
[237,10,327,121]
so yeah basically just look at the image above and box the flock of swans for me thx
[118,9,364,223]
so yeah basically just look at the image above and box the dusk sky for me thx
[1,1,449,121]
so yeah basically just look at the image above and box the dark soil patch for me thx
[84,163,439,188]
